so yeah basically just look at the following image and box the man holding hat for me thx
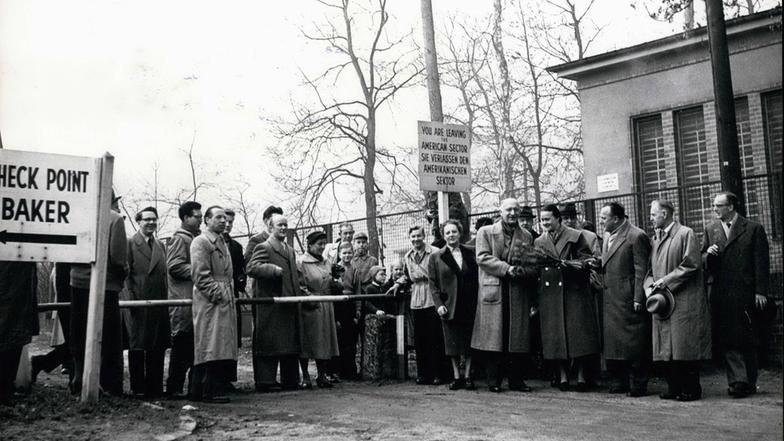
[645,200,711,401]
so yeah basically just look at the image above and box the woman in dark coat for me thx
[429,220,479,390]
[534,204,600,392]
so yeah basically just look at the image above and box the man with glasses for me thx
[165,201,202,398]
[703,192,770,398]
[125,207,170,398]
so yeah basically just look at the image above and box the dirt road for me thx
[2,337,781,441]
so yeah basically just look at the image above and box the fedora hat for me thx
[519,205,536,219]
[646,286,676,320]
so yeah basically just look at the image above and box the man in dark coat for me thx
[125,207,170,398]
[518,206,539,240]
[598,202,651,396]
[0,262,38,403]
[242,205,283,265]
[247,213,302,392]
[471,198,537,393]
[223,209,247,389]
[165,201,201,398]
[702,191,770,398]
[535,204,600,392]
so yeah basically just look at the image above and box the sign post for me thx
[0,148,111,402]
[81,153,113,402]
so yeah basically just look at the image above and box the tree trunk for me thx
[365,113,380,258]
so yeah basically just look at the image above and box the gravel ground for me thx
[1,334,781,441]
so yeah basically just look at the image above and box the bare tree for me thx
[271,0,423,256]
[631,0,763,30]
[221,180,261,238]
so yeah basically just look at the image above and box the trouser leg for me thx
[254,356,279,386]
[480,351,502,387]
[0,346,23,402]
[678,360,701,396]
[167,332,194,395]
[279,355,300,389]
[412,308,430,380]
[724,348,758,387]
[69,287,89,394]
[605,359,629,390]
[663,362,681,396]
[630,359,650,392]
[507,353,527,388]
[100,290,124,395]
[146,348,166,397]
[190,363,206,401]
[128,349,145,394]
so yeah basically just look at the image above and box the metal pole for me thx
[704,0,745,211]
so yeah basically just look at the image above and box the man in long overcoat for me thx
[125,207,170,398]
[645,200,711,402]
[0,262,38,403]
[535,204,600,392]
[247,213,302,392]
[599,202,651,396]
[190,206,237,403]
[165,201,201,398]
[472,198,537,393]
[702,191,770,398]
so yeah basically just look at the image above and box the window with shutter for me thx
[675,106,713,234]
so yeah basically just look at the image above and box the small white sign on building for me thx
[597,173,620,193]
[418,121,471,193]
[0,149,101,263]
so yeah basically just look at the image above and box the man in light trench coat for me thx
[645,200,711,402]
[190,206,238,403]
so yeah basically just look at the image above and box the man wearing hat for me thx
[598,202,651,397]
[518,205,539,240]
[645,200,711,401]
[702,191,770,398]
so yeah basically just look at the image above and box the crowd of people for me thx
[0,190,773,405]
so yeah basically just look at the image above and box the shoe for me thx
[659,391,678,400]
[448,378,465,391]
[627,388,647,398]
[203,396,230,404]
[329,374,342,384]
[464,379,476,391]
[282,383,300,391]
[728,382,753,398]
[224,383,239,393]
[166,392,188,400]
[415,377,431,385]
[509,383,533,392]
[298,381,313,390]
[316,377,333,389]
[676,392,701,402]
[255,383,283,393]
[432,377,444,386]
[550,379,559,388]
[575,382,588,393]
[489,385,502,393]
[608,385,630,394]
[558,382,570,392]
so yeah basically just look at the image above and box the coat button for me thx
[558,282,562,286]
[545,267,549,271]
[545,282,550,287]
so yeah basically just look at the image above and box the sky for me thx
[1,0,777,233]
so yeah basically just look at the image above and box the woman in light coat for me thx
[297,230,340,389]
[190,206,237,403]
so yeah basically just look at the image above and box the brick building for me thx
[548,8,782,365]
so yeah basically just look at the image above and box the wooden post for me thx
[81,153,114,402]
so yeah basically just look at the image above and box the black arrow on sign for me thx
[0,230,78,245]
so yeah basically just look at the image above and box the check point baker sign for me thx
[0,149,101,263]
[418,121,471,193]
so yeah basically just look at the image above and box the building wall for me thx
[581,43,781,197]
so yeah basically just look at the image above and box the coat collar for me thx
[541,225,580,258]
[438,243,474,274]
[654,221,680,254]
[299,251,325,264]
[725,214,747,248]
[267,235,291,260]
[602,219,630,265]
[132,230,153,260]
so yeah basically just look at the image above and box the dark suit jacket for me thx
[428,244,478,322]
[125,231,170,350]
[702,215,770,349]
[601,220,651,360]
